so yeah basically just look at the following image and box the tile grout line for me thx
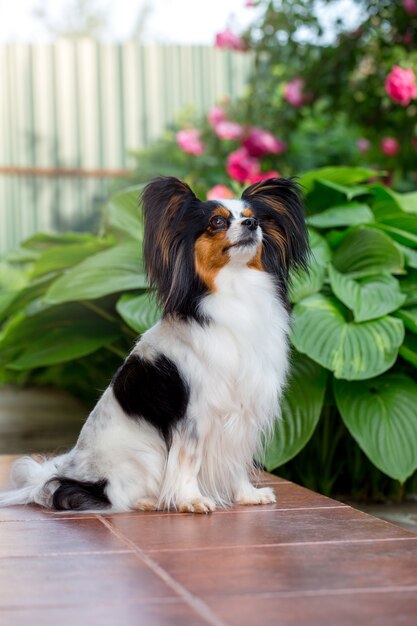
[142,535,417,554]
[0,597,185,611]
[97,515,229,626]
[102,504,349,520]
[202,584,417,601]
[0,549,132,559]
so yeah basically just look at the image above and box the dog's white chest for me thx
[191,266,289,418]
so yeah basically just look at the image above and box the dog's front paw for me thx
[178,496,216,514]
[235,486,276,506]
[133,497,158,511]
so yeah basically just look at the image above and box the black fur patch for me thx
[112,353,189,446]
[51,478,110,511]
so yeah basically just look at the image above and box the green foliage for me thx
[1,168,417,499]
[245,0,417,187]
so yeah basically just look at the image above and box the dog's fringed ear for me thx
[141,176,200,316]
[241,178,309,281]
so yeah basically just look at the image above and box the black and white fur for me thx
[0,177,308,513]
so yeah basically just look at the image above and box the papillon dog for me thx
[0,176,308,513]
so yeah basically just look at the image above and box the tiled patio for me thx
[0,454,416,625]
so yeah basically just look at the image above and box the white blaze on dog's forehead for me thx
[214,199,247,220]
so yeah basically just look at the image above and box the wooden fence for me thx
[0,41,253,252]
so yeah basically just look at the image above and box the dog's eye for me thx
[210,216,227,228]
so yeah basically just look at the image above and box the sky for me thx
[0,0,362,44]
[0,0,258,43]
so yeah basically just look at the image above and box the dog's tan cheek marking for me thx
[248,243,264,271]
[195,230,230,292]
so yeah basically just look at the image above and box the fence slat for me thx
[0,42,253,253]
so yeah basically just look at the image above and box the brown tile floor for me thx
[1,455,416,626]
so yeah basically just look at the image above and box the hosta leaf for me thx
[22,232,97,251]
[0,275,56,323]
[262,353,328,470]
[308,228,332,265]
[334,374,417,482]
[399,270,417,306]
[291,294,404,380]
[329,266,406,322]
[397,244,417,269]
[105,185,144,241]
[116,293,162,334]
[333,227,404,277]
[289,262,326,304]
[374,218,417,249]
[45,243,147,304]
[300,166,375,193]
[394,308,417,334]
[0,304,120,369]
[289,229,329,303]
[398,191,417,215]
[307,203,374,229]
[400,333,417,368]
[31,237,114,278]
[371,185,417,216]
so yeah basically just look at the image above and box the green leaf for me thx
[31,236,114,278]
[289,262,326,304]
[371,184,417,216]
[105,185,144,240]
[373,218,417,249]
[400,333,417,368]
[300,166,375,193]
[307,203,374,229]
[116,293,162,334]
[0,275,56,323]
[397,244,417,269]
[308,228,332,265]
[0,304,120,369]
[22,232,99,251]
[398,191,417,215]
[399,270,417,306]
[333,227,404,277]
[334,374,417,482]
[291,294,404,380]
[289,229,330,303]
[329,266,406,322]
[394,308,417,334]
[263,353,328,470]
[45,243,147,304]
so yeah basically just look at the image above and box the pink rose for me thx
[385,66,417,106]
[357,138,370,153]
[283,77,305,107]
[215,29,245,51]
[215,121,244,141]
[245,1,255,6]
[380,137,400,157]
[403,0,417,15]
[208,105,227,127]
[226,148,260,183]
[176,129,205,156]
[206,185,235,200]
[247,171,281,184]
[243,127,286,157]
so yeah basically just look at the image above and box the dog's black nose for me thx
[242,218,258,231]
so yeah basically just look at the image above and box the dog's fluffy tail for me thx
[0,455,111,511]
[0,455,64,508]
